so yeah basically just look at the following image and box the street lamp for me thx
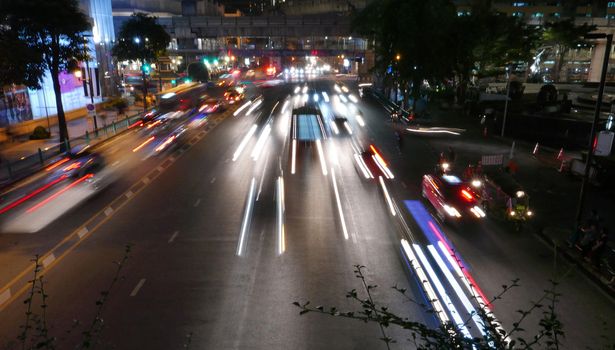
[501,65,511,137]
[80,35,99,133]
[575,33,613,224]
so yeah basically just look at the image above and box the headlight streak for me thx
[132,136,155,152]
[313,93,319,102]
[276,176,286,255]
[246,99,263,116]
[322,91,330,102]
[233,100,252,116]
[427,245,486,336]
[331,167,349,240]
[348,94,358,103]
[470,206,486,218]
[302,85,308,94]
[400,239,449,324]
[378,176,396,216]
[281,100,289,114]
[443,204,462,218]
[316,139,328,176]
[334,84,341,93]
[413,244,470,339]
[343,121,353,135]
[236,177,256,256]
[371,155,394,179]
[251,124,272,161]
[355,114,365,127]
[339,94,348,103]
[437,241,509,344]
[328,141,339,165]
[155,135,176,152]
[232,124,258,161]
[0,175,67,215]
[341,86,349,93]
[330,120,340,135]
[291,139,297,174]
[294,86,300,94]
[405,128,463,136]
[354,154,373,179]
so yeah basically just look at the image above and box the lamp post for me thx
[135,36,149,112]
[501,66,511,137]
[575,33,613,224]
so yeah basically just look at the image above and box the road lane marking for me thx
[193,198,201,207]
[130,278,146,297]
[330,167,349,240]
[104,207,114,216]
[42,254,55,268]
[0,289,10,306]
[168,231,179,243]
[401,181,407,188]
[210,177,216,184]
[142,177,150,184]
[77,227,89,239]
[236,178,257,256]
[0,107,238,312]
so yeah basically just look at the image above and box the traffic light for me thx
[142,63,151,75]
[171,79,177,85]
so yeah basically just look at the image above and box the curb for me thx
[534,227,615,300]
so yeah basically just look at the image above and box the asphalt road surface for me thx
[0,78,613,349]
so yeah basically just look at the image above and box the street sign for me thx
[86,103,95,111]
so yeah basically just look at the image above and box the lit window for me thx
[532,12,544,18]
[609,2,615,8]
[512,11,524,17]
[512,2,527,7]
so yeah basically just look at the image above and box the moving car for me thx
[224,89,244,104]
[198,97,224,113]
[421,173,486,222]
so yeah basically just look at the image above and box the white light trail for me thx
[322,91,330,102]
[379,176,396,216]
[251,124,272,161]
[405,128,463,136]
[413,244,469,338]
[330,120,340,135]
[354,154,373,179]
[302,85,308,94]
[372,155,394,179]
[236,178,256,256]
[313,93,319,102]
[316,139,328,176]
[232,124,258,161]
[281,100,289,114]
[233,100,252,116]
[356,114,365,127]
[427,245,485,335]
[334,84,341,93]
[331,167,349,240]
[277,176,286,255]
[341,86,349,93]
[339,94,348,103]
[400,239,449,323]
[291,139,297,174]
[246,99,263,116]
[348,94,358,103]
[294,86,300,94]
[343,121,353,135]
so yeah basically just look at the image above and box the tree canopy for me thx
[187,62,210,83]
[112,13,171,63]
[0,0,90,144]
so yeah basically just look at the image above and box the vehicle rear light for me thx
[460,189,473,201]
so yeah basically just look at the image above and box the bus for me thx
[157,82,207,113]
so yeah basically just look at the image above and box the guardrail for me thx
[0,112,145,189]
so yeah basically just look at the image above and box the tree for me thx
[542,19,596,83]
[294,265,614,349]
[112,13,171,111]
[1,0,90,148]
[187,62,210,83]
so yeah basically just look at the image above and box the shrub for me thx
[29,126,50,140]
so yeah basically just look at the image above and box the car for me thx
[48,145,105,180]
[198,97,224,113]
[421,173,486,222]
[353,144,394,180]
[224,89,244,104]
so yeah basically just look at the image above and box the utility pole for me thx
[501,66,511,137]
[575,33,612,224]
[83,36,99,133]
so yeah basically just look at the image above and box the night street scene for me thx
[1,0,615,348]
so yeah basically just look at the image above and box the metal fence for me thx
[0,112,144,188]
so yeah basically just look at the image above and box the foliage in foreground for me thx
[294,265,613,349]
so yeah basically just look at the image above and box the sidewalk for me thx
[0,105,144,187]
[393,97,615,293]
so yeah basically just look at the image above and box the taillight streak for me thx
[0,175,67,215]
[132,136,155,152]
[26,174,93,213]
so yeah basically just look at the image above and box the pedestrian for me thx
[586,228,608,265]
[579,223,599,255]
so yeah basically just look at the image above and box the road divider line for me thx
[130,278,146,297]
[42,254,56,269]
[379,176,396,216]
[168,231,179,243]
[210,177,216,184]
[316,139,328,176]
[194,198,201,207]
[232,124,258,162]
[77,227,89,239]
[0,289,10,306]
[0,106,237,313]
[276,176,286,255]
[104,207,114,216]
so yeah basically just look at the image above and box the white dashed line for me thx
[125,191,134,199]
[130,278,146,297]
[143,177,150,184]
[157,166,164,172]
[42,254,56,268]
[104,207,114,216]
[0,289,11,306]
[401,181,407,189]
[194,198,201,207]
[210,177,216,184]
[77,227,89,239]
[168,231,179,243]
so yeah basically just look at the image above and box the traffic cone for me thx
[532,142,539,155]
[556,147,564,160]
